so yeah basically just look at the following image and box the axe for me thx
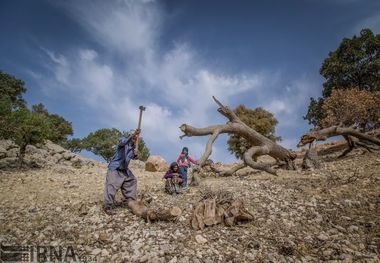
[135,105,146,151]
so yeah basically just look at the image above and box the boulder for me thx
[52,153,64,163]
[0,139,100,169]
[23,155,46,168]
[6,148,19,158]
[43,140,66,154]
[0,146,6,159]
[25,145,41,155]
[62,151,75,161]
[0,157,18,169]
[0,140,17,151]
[145,156,169,172]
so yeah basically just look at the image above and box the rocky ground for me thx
[0,148,379,262]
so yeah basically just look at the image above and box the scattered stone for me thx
[92,248,101,255]
[101,249,109,257]
[195,235,207,244]
[317,233,329,241]
[98,232,108,242]
[348,225,359,232]
[0,139,379,262]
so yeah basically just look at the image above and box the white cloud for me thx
[36,0,318,162]
[79,49,98,61]
[61,0,161,54]
[353,13,380,34]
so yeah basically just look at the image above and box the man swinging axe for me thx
[103,105,146,215]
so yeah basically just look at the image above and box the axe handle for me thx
[137,110,143,131]
[135,108,144,150]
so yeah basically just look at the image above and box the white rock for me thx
[195,235,207,244]
[92,248,101,255]
[348,225,358,232]
[44,140,66,154]
[317,233,329,241]
[101,249,109,257]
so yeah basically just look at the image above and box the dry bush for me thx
[322,88,380,130]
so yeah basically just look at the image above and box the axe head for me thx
[139,105,146,111]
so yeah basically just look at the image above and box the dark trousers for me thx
[179,166,188,187]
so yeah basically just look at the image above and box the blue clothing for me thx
[108,136,136,176]
[179,166,188,188]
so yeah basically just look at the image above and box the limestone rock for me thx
[145,155,168,172]
[0,140,17,151]
[0,139,98,169]
[44,140,66,154]
[0,146,7,159]
[195,235,207,244]
[7,148,19,158]
[0,157,18,169]
[63,151,75,161]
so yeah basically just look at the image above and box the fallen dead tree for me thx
[180,97,297,186]
[191,190,254,230]
[298,126,380,158]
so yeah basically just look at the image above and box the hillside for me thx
[0,141,379,262]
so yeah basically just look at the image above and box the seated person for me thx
[163,162,183,195]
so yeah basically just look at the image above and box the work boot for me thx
[104,207,115,215]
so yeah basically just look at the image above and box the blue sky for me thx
[1,0,379,163]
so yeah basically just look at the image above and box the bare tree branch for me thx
[243,146,277,175]
[179,97,296,183]
[219,163,247,176]
[298,126,380,158]
[198,129,221,166]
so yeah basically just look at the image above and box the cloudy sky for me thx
[1,0,379,163]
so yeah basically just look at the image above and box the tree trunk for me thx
[18,144,27,169]
[180,97,296,183]
[297,126,380,158]
[301,148,321,170]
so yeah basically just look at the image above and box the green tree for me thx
[304,97,325,127]
[0,70,27,109]
[5,108,52,167]
[227,105,280,159]
[0,71,27,138]
[32,103,73,143]
[0,71,75,167]
[0,98,12,138]
[305,29,380,126]
[62,138,84,153]
[82,128,150,162]
[133,133,150,161]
